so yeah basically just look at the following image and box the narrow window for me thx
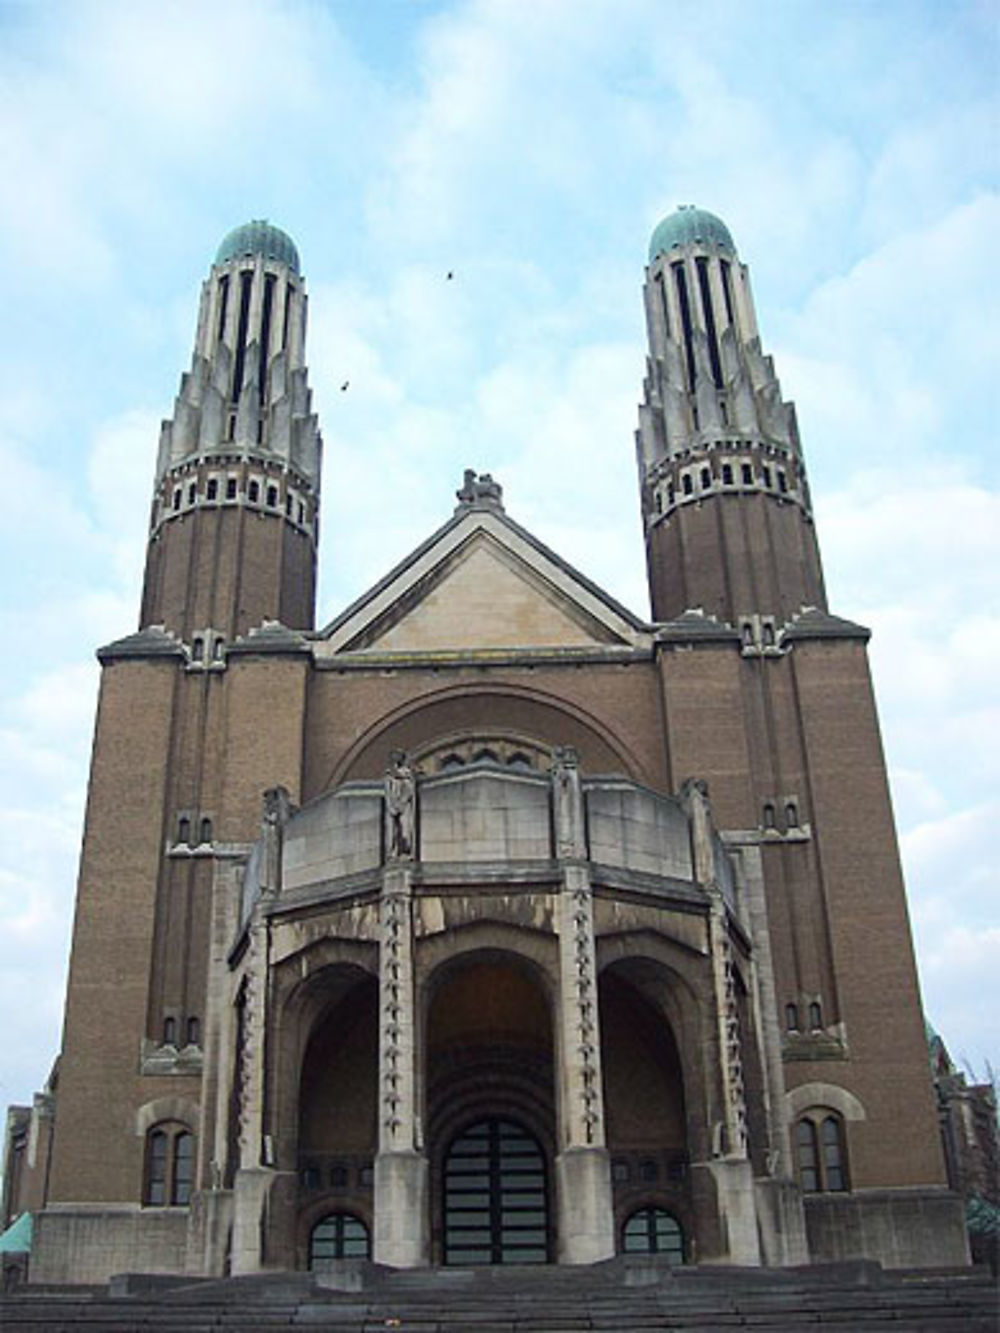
[700,466,711,489]
[785,1003,800,1031]
[655,491,662,513]
[285,494,292,516]
[809,1001,823,1030]
[720,259,736,327]
[206,478,218,501]
[191,636,204,662]
[667,482,675,504]
[762,622,775,647]
[330,1164,349,1189]
[172,488,181,511]
[248,480,260,504]
[741,463,753,485]
[171,1132,193,1206]
[231,270,253,403]
[778,470,788,493]
[638,1159,658,1182]
[298,501,305,524]
[742,623,754,648]
[821,1117,847,1191]
[266,484,278,508]
[281,282,293,349]
[300,1165,321,1190]
[226,476,237,500]
[796,1120,820,1193]
[162,1017,177,1045]
[216,274,230,343]
[682,474,693,496]
[212,638,225,662]
[785,801,799,828]
[719,399,728,425]
[722,463,733,485]
[611,1159,630,1184]
[258,273,275,407]
[178,815,191,845]
[671,262,697,391]
[762,465,772,488]
[763,803,776,829]
[187,483,196,505]
[186,1016,200,1046]
[695,256,723,388]
[146,1129,168,1205]
[199,817,212,844]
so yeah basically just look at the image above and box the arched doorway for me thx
[424,950,556,1264]
[443,1118,550,1265]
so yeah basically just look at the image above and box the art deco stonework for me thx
[2,212,968,1283]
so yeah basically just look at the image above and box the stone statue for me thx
[385,750,416,860]
[552,745,585,859]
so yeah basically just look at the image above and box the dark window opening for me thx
[300,1166,321,1190]
[742,623,754,648]
[622,1207,684,1263]
[696,256,723,388]
[330,1164,349,1188]
[310,1213,370,1268]
[192,636,204,662]
[281,282,292,349]
[178,816,191,845]
[187,483,196,505]
[285,494,293,515]
[671,262,697,392]
[682,474,693,496]
[172,1132,193,1205]
[216,274,230,343]
[162,1017,177,1045]
[700,466,711,489]
[231,270,253,403]
[762,622,775,647]
[266,485,278,508]
[471,748,499,765]
[206,478,218,501]
[785,1003,800,1031]
[741,463,753,485]
[762,465,772,488]
[611,1159,630,1183]
[507,752,533,770]
[763,803,776,829]
[439,753,464,770]
[258,274,275,407]
[809,1001,823,1030]
[186,1016,200,1046]
[248,480,260,504]
[785,802,799,828]
[226,476,237,500]
[655,491,662,513]
[722,463,734,485]
[778,470,788,493]
[720,399,729,424]
[720,259,736,327]
[638,1159,659,1182]
[796,1114,848,1193]
[199,817,212,844]
[298,502,305,524]
[796,1119,819,1193]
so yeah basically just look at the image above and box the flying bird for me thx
[340,380,349,392]
[446,271,454,280]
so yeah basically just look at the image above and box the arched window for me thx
[785,1003,800,1032]
[443,1119,549,1265]
[144,1123,195,1206]
[785,801,799,828]
[199,816,213,844]
[795,1111,848,1193]
[808,1001,823,1030]
[622,1207,685,1263]
[162,1016,177,1045]
[309,1213,370,1268]
[763,803,776,829]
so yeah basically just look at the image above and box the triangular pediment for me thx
[317,505,650,657]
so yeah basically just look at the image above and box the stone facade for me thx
[2,212,969,1283]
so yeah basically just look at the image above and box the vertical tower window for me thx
[206,478,218,501]
[741,463,753,485]
[809,1001,823,1030]
[226,476,238,500]
[763,803,776,829]
[216,274,230,343]
[177,816,191,845]
[722,463,734,485]
[172,488,181,511]
[778,470,788,493]
[187,483,196,505]
[720,259,736,327]
[695,256,723,389]
[785,1003,800,1031]
[186,1016,200,1046]
[199,817,213,844]
[231,270,253,403]
[248,480,260,504]
[162,1016,177,1045]
[785,801,799,828]
[671,262,697,392]
[700,466,711,489]
[258,274,276,408]
[266,484,278,508]
[682,474,693,496]
[796,1119,819,1193]
[762,465,772,488]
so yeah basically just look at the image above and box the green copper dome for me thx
[649,206,735,261]
[215,220,300,275]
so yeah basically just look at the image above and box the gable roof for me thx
[315,499,652,660]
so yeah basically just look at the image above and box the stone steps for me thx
[1,1264,996,1333]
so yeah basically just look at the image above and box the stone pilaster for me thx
[230,908,273,1274]
[551,749,614,1264]
[373,767,428,1266]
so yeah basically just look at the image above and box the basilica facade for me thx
[3,211,968,1283]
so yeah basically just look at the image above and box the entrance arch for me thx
[443,1118,550,1265]
[424,950,556,1263]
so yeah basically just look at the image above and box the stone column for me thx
[230,909,273,1274]
[374,755,428,1267]
[551,748,615,1264]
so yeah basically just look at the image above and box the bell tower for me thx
[140,220,322,642]
[637,206,825,626]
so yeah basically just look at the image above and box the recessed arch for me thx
[786,1082,866,1123]
[321,681,652,791]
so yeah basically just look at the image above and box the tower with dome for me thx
[2,210,967,1283]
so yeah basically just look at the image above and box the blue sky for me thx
[0,0,997,1114]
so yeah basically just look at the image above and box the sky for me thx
[0,0,997,1117]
